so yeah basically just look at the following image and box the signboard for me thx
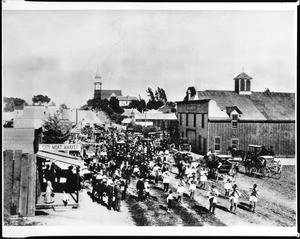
[187,105,197,112]
[39,144,81,151]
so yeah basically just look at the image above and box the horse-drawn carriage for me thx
[203,154,237,180]
[238,144,281,179]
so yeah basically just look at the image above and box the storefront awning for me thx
[37,150,84,167]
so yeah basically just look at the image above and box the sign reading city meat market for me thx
[39,144,81,151]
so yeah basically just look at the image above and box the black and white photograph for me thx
[2,1,297,237]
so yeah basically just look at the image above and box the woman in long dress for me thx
[45,180,54,204]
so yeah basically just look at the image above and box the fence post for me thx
[4,150,14,216]
[12,150,22,215]
[27,154,36,216]
[19,153,29,216]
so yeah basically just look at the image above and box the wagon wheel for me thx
[272,171,282,180]
[255,168,265,178]
[249,167,257,177]
[262,167,271,178]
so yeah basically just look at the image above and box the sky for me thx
[2,6,296,109]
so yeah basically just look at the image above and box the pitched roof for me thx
[117,96,138,101]
[101,90,122,100]
[3,128,35,153]
[197,90,295,121]
[233,72,252,80]
[135,112,177,120]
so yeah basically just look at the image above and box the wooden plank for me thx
[19,154,29,216]
[3,150,14,216]
[27,154,36,216]
[12,150,22,215]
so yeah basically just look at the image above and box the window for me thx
[231,139,239,149]
[240,79,245,91]
[186,113,189,126]
[246,79,251,91]
[214,137,221,151]
[182,132,184,138]
[194,114,196,127]
[179,113,182,125]
[232,114,238,129]
[201,114,205,128]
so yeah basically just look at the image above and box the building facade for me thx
[177,72,295,157]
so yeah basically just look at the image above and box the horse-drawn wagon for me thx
[203,154,238,180]
[238,144,281,179]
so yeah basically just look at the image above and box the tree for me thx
[80,104,90,110]
[109,97,124,114]
[128,99,147,112]
[3,97,28,112]
[42,114,70,143]
[50,101,56,106]
[60,103,68,109]
[146,88,155,102]
[32,94,51,105]
[146,87,168,110]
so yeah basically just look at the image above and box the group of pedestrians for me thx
[79,126,260,216]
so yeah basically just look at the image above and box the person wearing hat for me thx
[188,175,197,200]
[176,177,186,203]
[144,178,151,200]
[136,177,145,201]
[114,180,122,212]
[229,184,240,214]
[249,184,259,213]
[208,184,220,214]
[199,167,208,190]
[223,174,233,197]
[162,169,171,192]
[106,179,115,210]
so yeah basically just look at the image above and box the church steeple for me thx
[94,65,102,99]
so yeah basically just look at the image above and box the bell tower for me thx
[94,65,102,99]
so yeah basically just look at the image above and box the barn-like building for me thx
[176,72,295,157]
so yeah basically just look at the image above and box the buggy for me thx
[204,154,237,180]
[239,144,281,179]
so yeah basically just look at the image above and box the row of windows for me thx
[214,137,239,151]
[179,113,205,128]
[179,113,239,129]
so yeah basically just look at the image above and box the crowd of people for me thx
[77,125,260,215]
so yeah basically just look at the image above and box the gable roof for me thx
[233,72,252,80]
[225,106,243,116]
[101,90,122,100]
[3,128,35,153]
[197,90,295,121]
[117,96,138,101]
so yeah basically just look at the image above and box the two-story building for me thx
[176,72,295,157]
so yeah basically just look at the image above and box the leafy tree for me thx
[128,99,147,112]
[32,94,51,105]
[60,103,68,109]
[109,97,124,114]
[146,87,168,110]
[146,88,155,102]
[42,114,70,143]
[80,104,90,110]
[3,97,28,112]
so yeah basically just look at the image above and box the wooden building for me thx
[176,72,295,157]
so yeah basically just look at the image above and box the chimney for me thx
[187,90,191,101]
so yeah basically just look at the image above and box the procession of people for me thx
[72,124,261,215]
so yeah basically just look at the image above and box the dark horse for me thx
[227,146,245,161]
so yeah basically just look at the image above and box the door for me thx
[186,129,196,151]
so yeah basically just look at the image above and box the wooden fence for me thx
[4,150,36,217]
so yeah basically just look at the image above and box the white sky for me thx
[2,4,296,109]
